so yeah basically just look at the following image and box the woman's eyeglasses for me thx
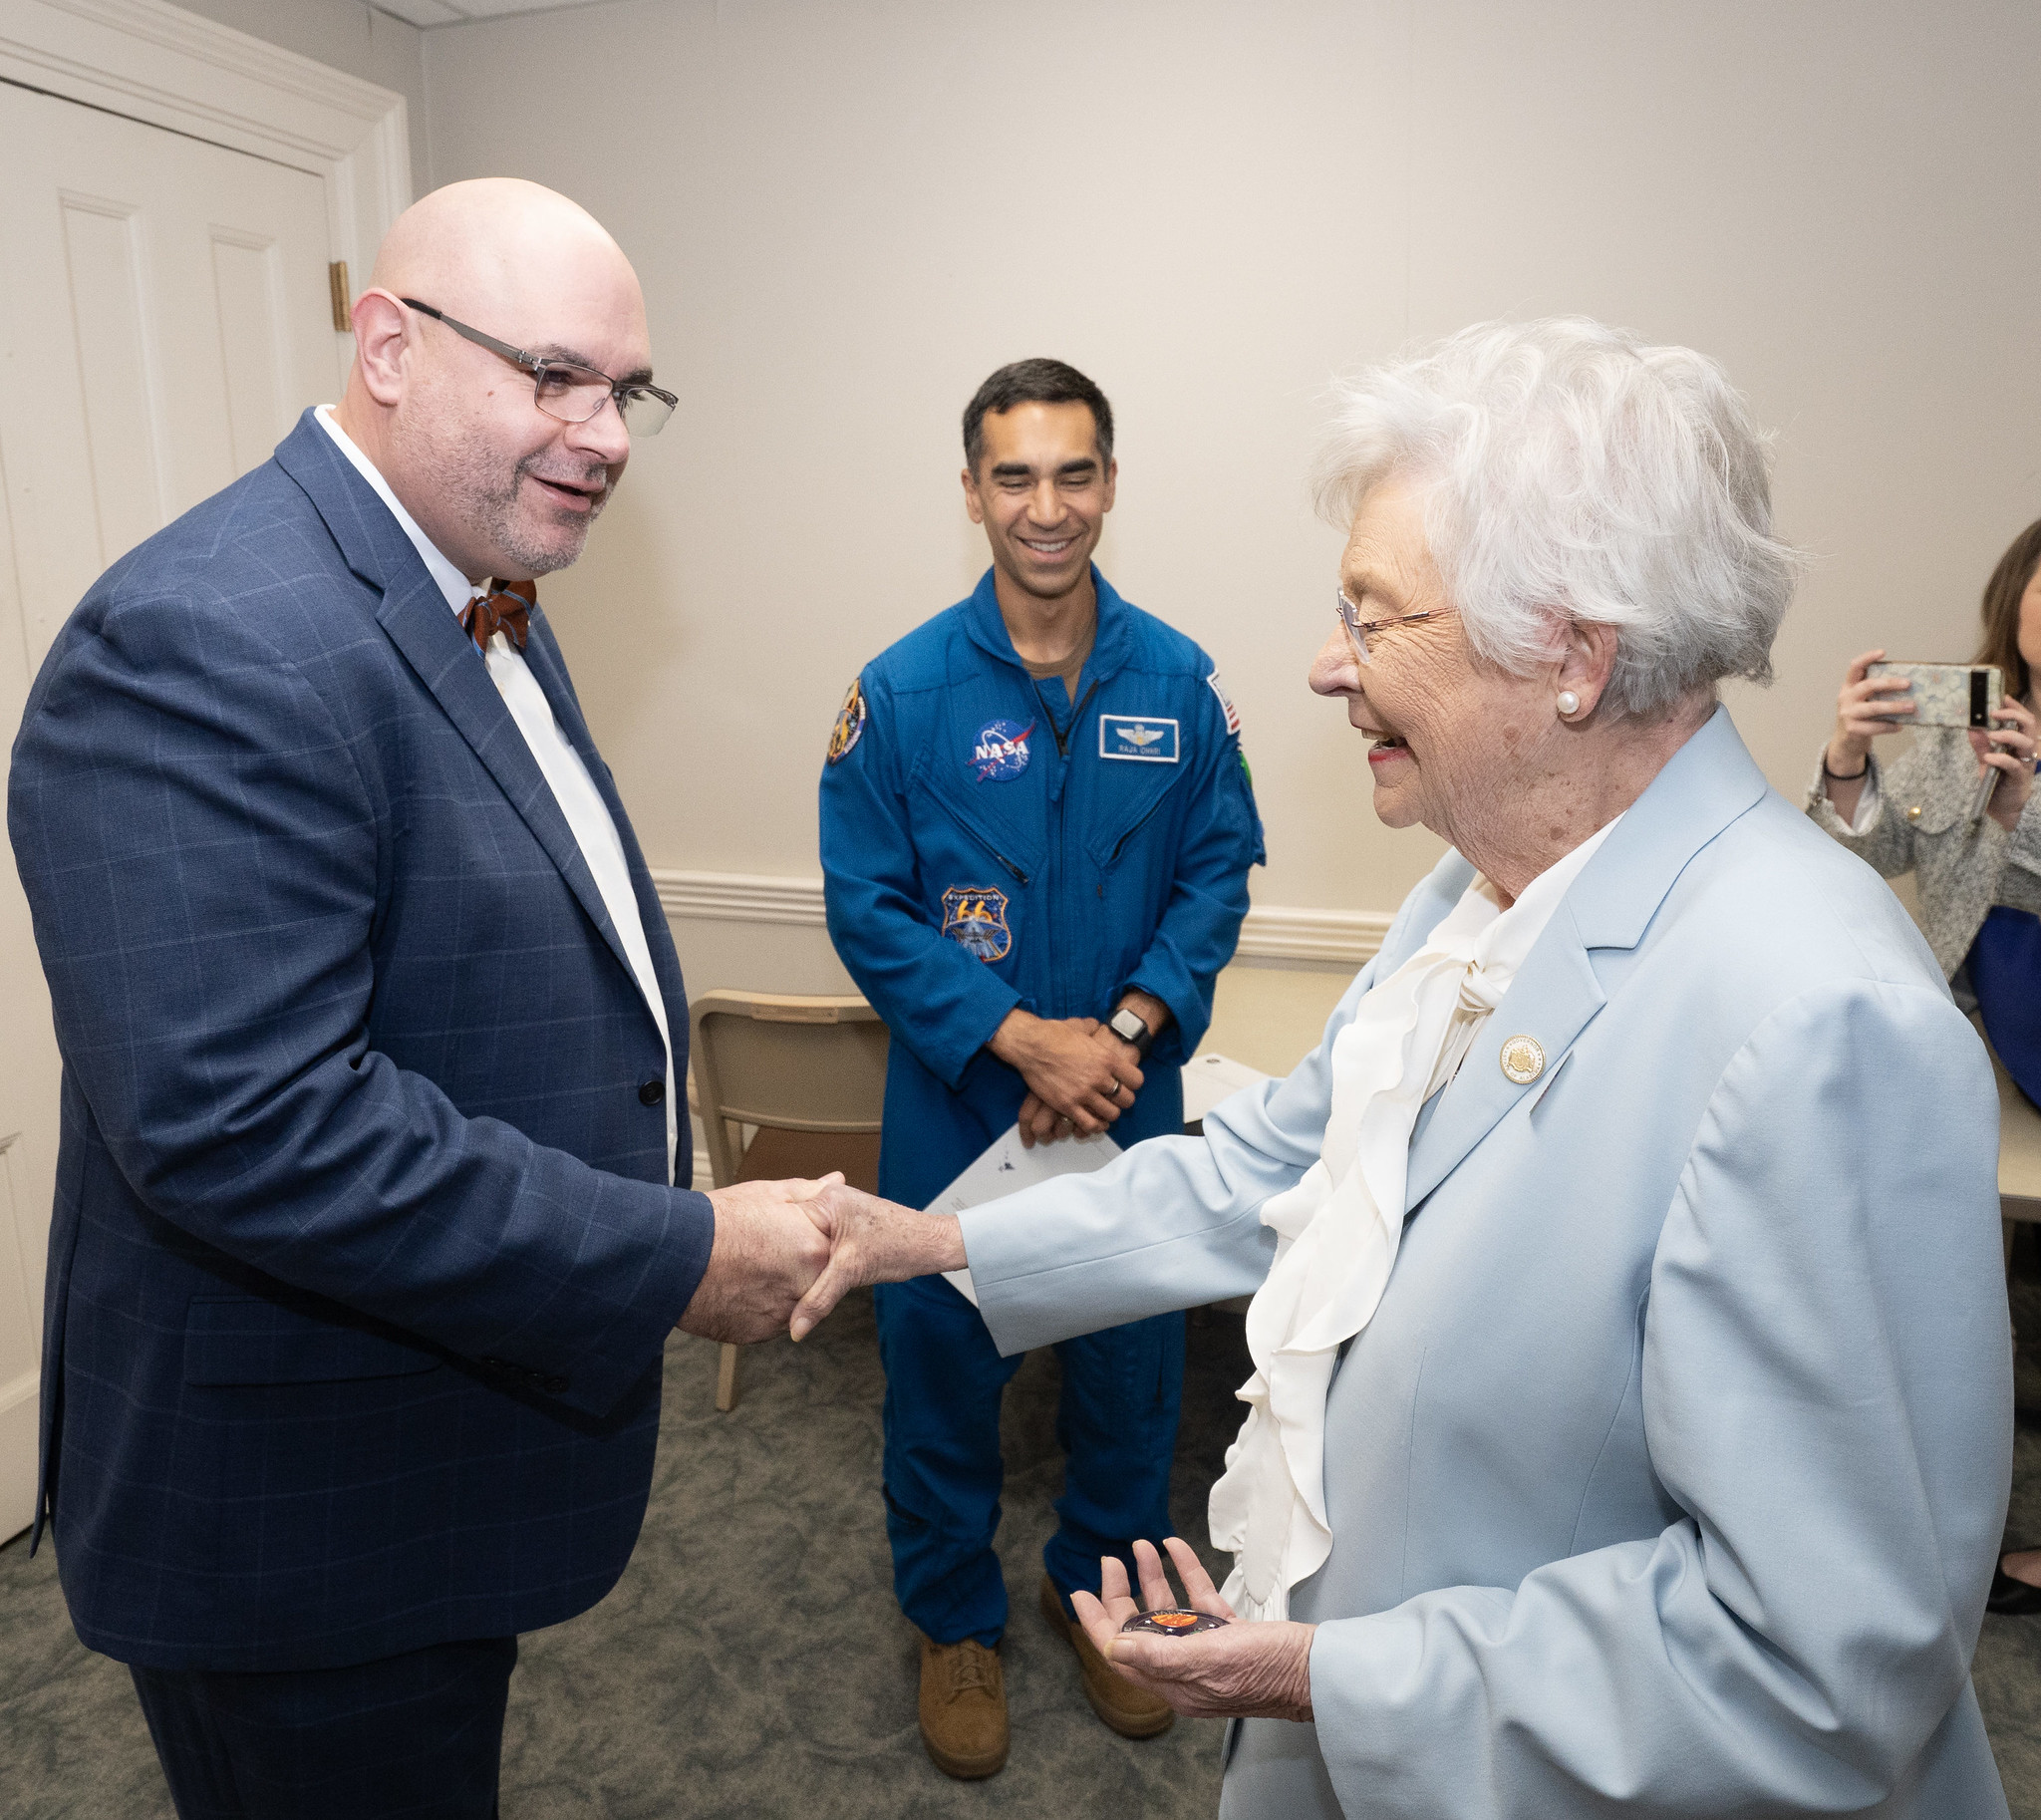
[1333,590,1437,664]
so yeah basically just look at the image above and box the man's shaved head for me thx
[337,178,654,583]
[368,179,642,359]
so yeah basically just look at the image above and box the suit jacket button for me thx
[543,1375,571,1395]
[639,1078,665,1106]
[1906,804,1922,822]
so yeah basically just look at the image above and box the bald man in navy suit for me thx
[9,178,828,1819]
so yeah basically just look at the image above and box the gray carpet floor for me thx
[9,1278,2041,1818]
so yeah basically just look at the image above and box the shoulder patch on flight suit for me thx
[1206,669,1242,734]
[1099,715,1179,762]
[826,679,866,764]
[941,887,1012,961]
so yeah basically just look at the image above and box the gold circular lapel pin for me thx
[1499,1035,1546,1085]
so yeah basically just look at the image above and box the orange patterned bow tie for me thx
[458,578,535,655]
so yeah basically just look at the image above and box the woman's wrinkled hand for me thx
[1828,647,1913,776]
[1973,694,2038,833]
[1068,1537,1315,1723]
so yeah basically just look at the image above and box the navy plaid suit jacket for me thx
[7,411,715,1672]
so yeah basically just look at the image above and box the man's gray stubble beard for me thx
[441,434,612,578]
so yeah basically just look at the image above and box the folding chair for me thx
[688,990,888,1410]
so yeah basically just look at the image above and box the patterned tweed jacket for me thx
[1805,726,2041,976]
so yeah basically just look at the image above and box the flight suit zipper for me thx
[925,790,1031,885]
[1106,787,1176,867]
[1030,680,1099,759]
[1030,679,1096,1019]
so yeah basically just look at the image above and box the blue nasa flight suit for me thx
[819,565,1263,1646]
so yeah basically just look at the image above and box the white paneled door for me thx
[0,78,343,1541]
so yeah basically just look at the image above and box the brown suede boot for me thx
[918,1635,1009,1778]
[1038,1573,1175,1739]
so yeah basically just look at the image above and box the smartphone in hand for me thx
[1864,662,2004,730]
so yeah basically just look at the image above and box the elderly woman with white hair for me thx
[795,318,2012,1818]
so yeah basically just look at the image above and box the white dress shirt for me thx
[314,407,677,1181]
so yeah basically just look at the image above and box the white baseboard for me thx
[652,869,1390,970]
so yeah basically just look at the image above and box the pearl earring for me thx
[1556,691,1581,717]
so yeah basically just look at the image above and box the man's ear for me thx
[351,289,411,408]
[960,464,986,526]
[1100,455,1118,514]
[1556,617,1620,719]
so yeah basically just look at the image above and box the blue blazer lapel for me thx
[1404,914,1607,1210]
[1404,707,1770,1211]
[273,414,644,998]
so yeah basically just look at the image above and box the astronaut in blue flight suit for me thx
[819,360,1263,1778]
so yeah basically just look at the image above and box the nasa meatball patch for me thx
[971,718,1033,781]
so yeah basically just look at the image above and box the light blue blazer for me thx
[959,709,2012,1819]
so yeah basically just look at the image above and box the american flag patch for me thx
[1206,668,1241,735]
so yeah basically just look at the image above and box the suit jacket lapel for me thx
[1403,706,1770,1211]
[1403,913,1607,1210]
[273,415,643,998]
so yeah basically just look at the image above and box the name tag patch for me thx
[1099,715,1179,762]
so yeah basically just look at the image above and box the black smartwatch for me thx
[1108,1007,1153,1058]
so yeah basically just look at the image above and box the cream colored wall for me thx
[419,0,2041,993]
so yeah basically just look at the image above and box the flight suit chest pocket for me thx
[1086,759,1190,873]
[909,751,1044,885]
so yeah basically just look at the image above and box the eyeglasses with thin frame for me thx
[1333,589,1438,665]
[400,298,678,438]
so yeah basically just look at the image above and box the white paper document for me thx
[1179,1051,1271,1124]
[932,1124,1121,1307]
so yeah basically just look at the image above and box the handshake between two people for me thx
[675,1174,960,1346]
[673,1182,1322,1727]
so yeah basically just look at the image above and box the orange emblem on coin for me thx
[1150,1611,1198,1629]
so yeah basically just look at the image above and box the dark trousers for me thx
[875,1271,1185,1647]
[130,1636,517,1820]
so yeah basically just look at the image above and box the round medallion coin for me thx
[1499,1035,1546,1085]
[1121,1608,1230,1636]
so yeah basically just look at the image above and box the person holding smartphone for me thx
[1809,515,2041,1615]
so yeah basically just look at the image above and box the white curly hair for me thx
[1312,317,1803,718]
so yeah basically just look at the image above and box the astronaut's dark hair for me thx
[963,359,1114,474]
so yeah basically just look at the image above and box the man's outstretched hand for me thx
[787,1183,967,1342]
[677,1174,839,1344]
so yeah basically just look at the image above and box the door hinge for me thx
[328,261,351,332]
